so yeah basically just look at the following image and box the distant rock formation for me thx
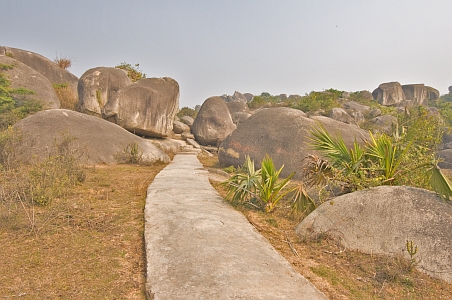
[373,82,439,106]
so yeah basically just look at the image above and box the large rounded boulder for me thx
[115,77,179,137]
[0,55,60,109]
[0,46,78,94]
[77,67,131,117]
[295,186,452,283]
[218,108,369,178]
[14,109,170,164]
[372,82,406,106]
[192,96,236,146]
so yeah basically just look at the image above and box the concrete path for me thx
[144,151,328,300]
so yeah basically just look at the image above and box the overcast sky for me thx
[1,0,451,108]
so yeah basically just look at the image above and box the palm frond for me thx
[427,164,452,201]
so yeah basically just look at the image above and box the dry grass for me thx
[201,155,452,300]
[53,83,79,111]
[53,55,72,70]
[0,164,165,299]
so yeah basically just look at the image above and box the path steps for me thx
[144,152,328,299]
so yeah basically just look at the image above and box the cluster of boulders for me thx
[2,46,452,284]
[78,67,179,138]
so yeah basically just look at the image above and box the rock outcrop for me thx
[295,186,452,283]
[0,55,60,109]
[0,46,78,94]
[114,77,179,137]
[14,109,170,164]
[77,67,131,117]
[192,96,236,146]
[372,82,406,106]
[218,108,369,178]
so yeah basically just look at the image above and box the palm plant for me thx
[257,156,295,213]
[223,155,260,204]
[309,123,452,201]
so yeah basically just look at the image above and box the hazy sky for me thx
[1,0,451,108]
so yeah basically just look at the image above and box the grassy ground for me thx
[0,164,165,299]
[2,154,451,299]
[200,155,452,300]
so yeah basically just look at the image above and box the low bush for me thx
[114,142,144,165]
[0,129,86,217]
[53,54,72,70]
[115,62,146,82]
[177,106,197,118]
[53,83,79,111]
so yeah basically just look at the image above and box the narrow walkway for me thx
[144,151,328,300]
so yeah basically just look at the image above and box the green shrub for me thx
[115,62,146,82]
[114,142,144,165]
[177,107,197,118]
[223,155,314,213]
[289,91,340,113]
[248,92,281,109]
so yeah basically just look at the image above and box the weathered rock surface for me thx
[372,82,406,106]
[115,77,179,137]
[192,96,236,146]
[226,101,250,114]
[218,108,369,178]
[426,86,440,101]
[0,46,79,93]
[402,84,427,105]
[173,120,190,134]
[180,116,194,127]
[295,186,452,283]
[369,115,398,133]
[329,107,352,124]
[14,109,170,164]
[0,55,60,109]
[342,101,370,115]
[355,90,374,100]
[243,93,254,102]
[437,149,452,169]
[231,112,251,125]
[77,67,131,117]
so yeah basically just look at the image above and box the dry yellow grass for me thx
[0,164,165,299]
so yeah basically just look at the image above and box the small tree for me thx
[115,62,146,82]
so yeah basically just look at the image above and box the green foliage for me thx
[248,92,281,109]
[0,73,40,130]
[114,142,144,165]
[429,95,452,125]
[406,240,419,272]
[309,119,451,199]
[115,62,146,82]
[257,156,294,213]
[290,91,340,113]
[223,156,261,204]
[223,155,314,213]
[177,106,197,118]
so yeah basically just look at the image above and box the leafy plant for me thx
[309,122,452,200]
[223,155,260,204]
[406,240,419,272]
[177,106,197,118]
[257,156,295,212]
[223,155,314,213]
[115,62,146,82]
